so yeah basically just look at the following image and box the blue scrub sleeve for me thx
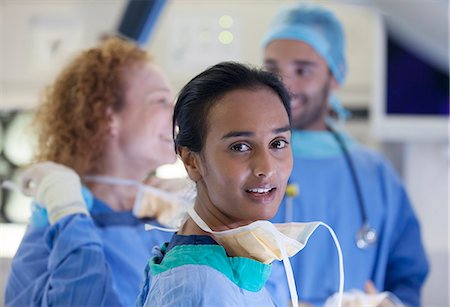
[5,214,121,307]
[383,182,429,307]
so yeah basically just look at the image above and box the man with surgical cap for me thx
[262,3,428,307]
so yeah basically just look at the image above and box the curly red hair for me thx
[34,37,150,176]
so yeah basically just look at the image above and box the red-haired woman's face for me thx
[113,63,176,173]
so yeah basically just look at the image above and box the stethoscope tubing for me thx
[327,125,377,249]
[327,125,368,223]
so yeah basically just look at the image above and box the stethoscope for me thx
[327,125,378,249]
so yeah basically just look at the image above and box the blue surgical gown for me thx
[137,234,276,307]
[268,130,429,306]
[5,196,172,307]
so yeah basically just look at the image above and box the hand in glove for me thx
[324,281,403,307]
[19,161,89,224]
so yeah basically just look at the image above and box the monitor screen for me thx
[386,33,449,117]
[371,18,449,142]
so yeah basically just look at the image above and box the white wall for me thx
[0,0,126,110]
[404,142,449,306]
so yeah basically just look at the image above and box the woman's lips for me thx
[245,186,277,204]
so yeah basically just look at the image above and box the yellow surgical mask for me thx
[188,207,320,264]
[146,208,345,307]
[186,207,344,307]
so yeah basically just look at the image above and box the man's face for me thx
[264,39,338,130]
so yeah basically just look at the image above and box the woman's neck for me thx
[84,165,153,212]
[178,217,211,236]
[87,181,138,211]
[180,184,252,234]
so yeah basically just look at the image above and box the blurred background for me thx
[0,0,448,305]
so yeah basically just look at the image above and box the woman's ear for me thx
[106,107,119,137]
[179,147,203,183]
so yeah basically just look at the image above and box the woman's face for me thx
[113,63,176,173]
[192,87,293,230]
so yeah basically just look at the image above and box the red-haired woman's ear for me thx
[106,107,119,137]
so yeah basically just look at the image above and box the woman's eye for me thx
[152,98,167,105]
[230,143,250,152]
[272,139,288,149]
[147,96,171,106]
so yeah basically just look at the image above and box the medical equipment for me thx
[327,125,378,249]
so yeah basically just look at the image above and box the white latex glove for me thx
[324,289,400,307]
[19,161,89,224]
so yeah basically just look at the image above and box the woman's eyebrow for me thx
[221,131,254,139]
[221,125,290,139]
[274,125,291,134]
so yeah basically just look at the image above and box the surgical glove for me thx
[19,161,89,224]
[324,289,401,307]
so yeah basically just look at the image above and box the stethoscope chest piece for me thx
[356,223,377,249]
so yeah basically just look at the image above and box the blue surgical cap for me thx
[262,3,347,85]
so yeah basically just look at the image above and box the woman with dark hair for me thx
[137,62,294,306]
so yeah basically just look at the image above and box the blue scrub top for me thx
[267,130,429,306]
[5,197,172,307]
[138,234,277,307]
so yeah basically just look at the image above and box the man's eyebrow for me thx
[264,58,277,65]
[264,59,317,68]
[292,60,317,67]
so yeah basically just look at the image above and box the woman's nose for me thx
[252,151,275,178]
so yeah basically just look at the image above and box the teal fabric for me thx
[327,95,351,125]
[150,244,271,292]
[291,129,357,159]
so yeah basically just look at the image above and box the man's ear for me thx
[330,76,340,91]
[179,147,203,183]
[106,107,119,137]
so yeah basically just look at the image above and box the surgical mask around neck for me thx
[187,207,317,263]
[145,207,344,307]
[187,207,344,307]
[84,175,193,228]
